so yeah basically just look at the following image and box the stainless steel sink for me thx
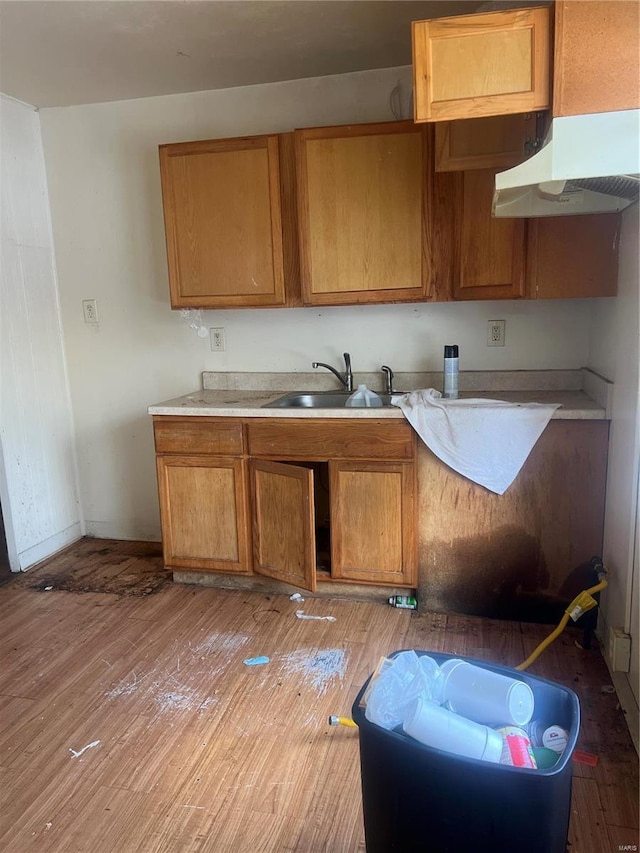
[264,391,398,409]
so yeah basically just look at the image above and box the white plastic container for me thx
[345,384,383,407]
[542,725,570,754]
[438,659,534,727]
[403,696,503,764]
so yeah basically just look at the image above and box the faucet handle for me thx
[381,365,394,394]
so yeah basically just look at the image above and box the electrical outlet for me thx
[210,327,225,352]
[487,320,505,347]
[82,299,99,324]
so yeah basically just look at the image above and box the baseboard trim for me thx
[19,523,83,571]
[596,614,639,754]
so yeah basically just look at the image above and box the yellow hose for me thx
[516,576,608,671]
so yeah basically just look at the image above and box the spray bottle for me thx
[443,345,459,399]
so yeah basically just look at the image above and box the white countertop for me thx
[148,388,607,419]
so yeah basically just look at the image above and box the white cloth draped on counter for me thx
[391,388,561,495]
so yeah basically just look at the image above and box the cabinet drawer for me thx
[247,419,414,461]
[154,418,243,455]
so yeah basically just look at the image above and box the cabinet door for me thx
[435,114,538,172]
[412,7,551,122]
[453,169,525,300]
[251,460,316,592]
[296,122,434,305]
[330,461,416,586]
[156,455,251,573]
[159,135,291,309]
[527,215,620,299]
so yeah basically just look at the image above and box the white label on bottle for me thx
[444,359,459,399]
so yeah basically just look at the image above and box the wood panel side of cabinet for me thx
[426,143,456,302]
[277,132,303,307]
[413,7,551,122]
[453,169,526,300]
[416,421,609,618]
[330,461,417,586]
[553,1,640,117]
[527,214,620,299]
[159,135,287,308]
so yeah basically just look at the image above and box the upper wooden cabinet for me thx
[453,169,526,301]
[435,113,538,172]
[452,169,620,301]
[158,119,621,309]
[553,0,640,117]
[295,121,445,305]
[412,6,551,122]
[412,1,639,123]
[527,214,620,299]
[159,133,300,309]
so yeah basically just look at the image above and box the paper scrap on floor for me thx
[391,388,561,494]
[296,610,336,622]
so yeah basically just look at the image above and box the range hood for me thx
[493,109,640,218]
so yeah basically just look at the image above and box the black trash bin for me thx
[352,650,580,853]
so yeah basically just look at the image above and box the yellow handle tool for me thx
[328,715,357,727]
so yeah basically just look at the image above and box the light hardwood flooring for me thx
[1,539,638,852]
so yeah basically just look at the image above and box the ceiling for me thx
[0,0,482,108]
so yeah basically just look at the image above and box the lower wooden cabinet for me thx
[153,416,418,590]
[251,459,317,591]
[156,454,251,573]
[417,420,609,618]
[330,461,416,586]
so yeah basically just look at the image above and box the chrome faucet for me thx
[312,352,353,393]
[381,365,395,394]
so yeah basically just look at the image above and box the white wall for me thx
[0,95,82,568]
[588,205,640,645]
[39,66,594,540]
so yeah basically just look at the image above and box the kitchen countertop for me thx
[147,388,607,419]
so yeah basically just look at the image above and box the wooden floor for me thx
[1,539,637,852]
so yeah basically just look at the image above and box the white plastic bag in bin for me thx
[365,651,442,730]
